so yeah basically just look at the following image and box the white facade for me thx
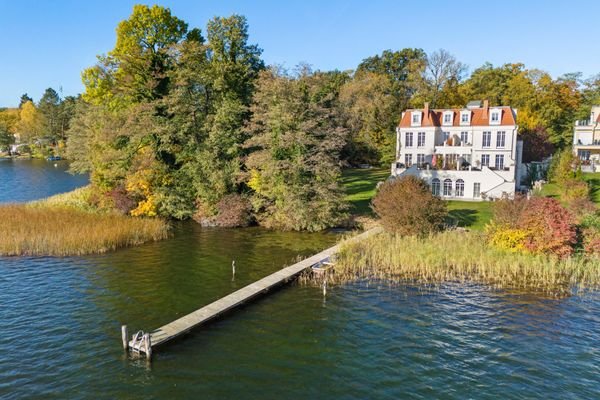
[391,101,523,201]
[573,105,600,172]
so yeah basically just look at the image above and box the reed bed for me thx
[0,204,169,256]
[306,231,600,296]
[29,186,97,212]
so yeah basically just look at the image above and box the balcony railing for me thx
[575,139,600,146]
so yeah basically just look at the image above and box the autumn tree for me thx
[0,109,18,152]
[16,101,44,143]
[340,72,396,165]
[245,67,348,231]
[82,4,190,107]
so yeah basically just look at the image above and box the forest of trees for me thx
[3,4,600,230]
[0,90,79,156]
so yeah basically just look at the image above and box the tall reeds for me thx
[311,231,600,296]
[0,204,169,256]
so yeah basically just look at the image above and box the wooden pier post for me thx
[144,333,152,360]
[121,325,128,350]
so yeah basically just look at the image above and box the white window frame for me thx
[455,179,464,197]
[496,131,506,148]
[443,111,453,126]
[482,131,491,148]
[405,153,413,167]
[411,112,421,126]
[416,153,425,167]
[405,132,413,147]
[495,154,504,170]
[443,179,453,197]
[490,108,501,125]
[460,131,468,145]
[431,178,440,196]
[460,111,470,125]
[481,154,490,167]
[417,132,425,147]
[473,182,481,198]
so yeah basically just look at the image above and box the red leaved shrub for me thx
[519,197,577,257]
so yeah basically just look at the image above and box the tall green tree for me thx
[82,4,190,107]
[245,67,348,231]
[19,94,33,108]
[38,88,61,141]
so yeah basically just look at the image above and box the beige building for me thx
[392,100,523,201]
[573,105,600,172]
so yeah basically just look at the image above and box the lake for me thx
[0,160,599,399]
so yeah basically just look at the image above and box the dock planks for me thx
[127,227,382,355]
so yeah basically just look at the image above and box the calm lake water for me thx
[0,160,599,399]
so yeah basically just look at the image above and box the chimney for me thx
[423,102,429,122]
[482,99,489,118]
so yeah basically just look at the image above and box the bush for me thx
[519,197,577,257]
[580,214,600,258]
[486,223,528,252]
[487,196,578,257]
[561,178,589,203]
[215,194,253,228]
[372,176,447,236]
[566,197,597,223]
[491,194,528,227]
[106,185,136,214]
[548,150,581,184]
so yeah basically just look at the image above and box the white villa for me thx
[573,105,600,172]
[391,100,523,201]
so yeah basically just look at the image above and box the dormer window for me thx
[490,109,501,125]
[460,111,470,125]
[442,111,453,126]
[411,111,421,126]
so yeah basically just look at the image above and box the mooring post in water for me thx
[232,260,236,280]
[144,333,152,360]
[322,278,327,297]
[121,325,128,351]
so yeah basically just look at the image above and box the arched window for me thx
[443,179,452,196]
[431,178,440,196]
[455,179,464,197]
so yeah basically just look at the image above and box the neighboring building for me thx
[392,100,523,201]
[573,105,600,172]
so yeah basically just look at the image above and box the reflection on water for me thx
[0,159,599,399]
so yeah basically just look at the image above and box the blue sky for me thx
[1,0,599,107]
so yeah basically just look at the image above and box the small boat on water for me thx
[47,156,62,161]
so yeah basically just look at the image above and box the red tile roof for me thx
[399,106,516,128]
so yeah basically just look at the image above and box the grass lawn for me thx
[447,200,492,231]
[539,173,600,205]
[342,168,390,215]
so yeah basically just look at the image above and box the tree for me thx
[339,72,396,165]
[245,67,348,231]
[82,4,190,107]
[16,101,44,143]
[19,94,33,108]
[38,88,61,141]
[372,176,447,236]
[412,49,467,108]
[357,48,426,108]
[521,125,555,162]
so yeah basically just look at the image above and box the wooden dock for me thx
[123,227,381,357]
